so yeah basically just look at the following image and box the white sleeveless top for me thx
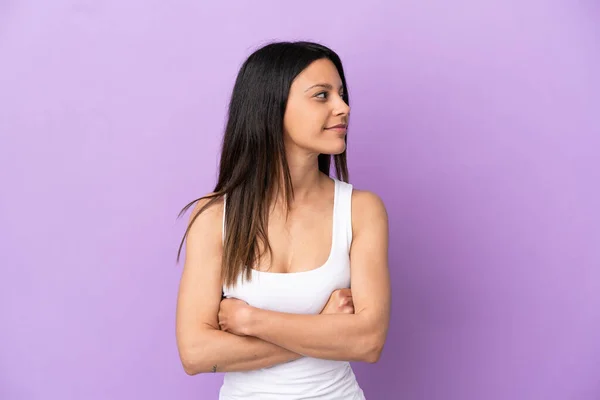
[219,178,366,400]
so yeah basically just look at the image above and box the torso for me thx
[219,176,366,400]
[245,176,337,274]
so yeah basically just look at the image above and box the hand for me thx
[218,298,253,336]
[320,288,354,315]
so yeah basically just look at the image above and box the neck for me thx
[274,153,325,206]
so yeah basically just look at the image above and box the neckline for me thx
[251,177,339,276]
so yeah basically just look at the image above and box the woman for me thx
[175,41,391,399]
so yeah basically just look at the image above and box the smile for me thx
[325,124,347,132]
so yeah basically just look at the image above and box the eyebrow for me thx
[304,83,344,92]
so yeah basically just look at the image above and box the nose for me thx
[333,94,350,117]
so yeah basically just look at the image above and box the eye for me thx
[314,91,345,100]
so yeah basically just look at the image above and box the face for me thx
[283,58,350,156]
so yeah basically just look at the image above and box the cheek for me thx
[284,103,325,140]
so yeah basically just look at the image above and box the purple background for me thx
[1,1,599,399]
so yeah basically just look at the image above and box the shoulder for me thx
[350,189,388,235]
[351,189,386,210]
[186,192,225,244]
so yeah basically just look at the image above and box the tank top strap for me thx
[222,194,227,245]
[333,178,353,251]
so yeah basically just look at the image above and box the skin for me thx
[176,58,390,374]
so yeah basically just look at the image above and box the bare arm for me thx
[175,196,301,375]
[221,191,391,363]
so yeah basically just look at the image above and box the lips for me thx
[325,124,347,129]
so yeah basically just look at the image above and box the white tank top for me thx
[219,177,366,400]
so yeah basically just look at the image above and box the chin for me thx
[333,146,346,155]
[322,143,346,155]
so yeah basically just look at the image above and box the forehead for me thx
[292,58,343,88]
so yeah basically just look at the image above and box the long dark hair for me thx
[176,41,350,288]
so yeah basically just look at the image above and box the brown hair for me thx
[176,41,350,288]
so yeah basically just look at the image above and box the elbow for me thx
[181,353,216,375]
[182,362,200,376]
[182,363,198,376]
[363,343,383,364]
[178,327,222,375]
[180,350,203,375]
[178,342,213,375]
[359,333,386,364]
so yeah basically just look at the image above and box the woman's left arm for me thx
[220,191,391,363]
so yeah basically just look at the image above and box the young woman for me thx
[175,41,391,399]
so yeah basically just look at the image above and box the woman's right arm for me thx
[175,197,301,375]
